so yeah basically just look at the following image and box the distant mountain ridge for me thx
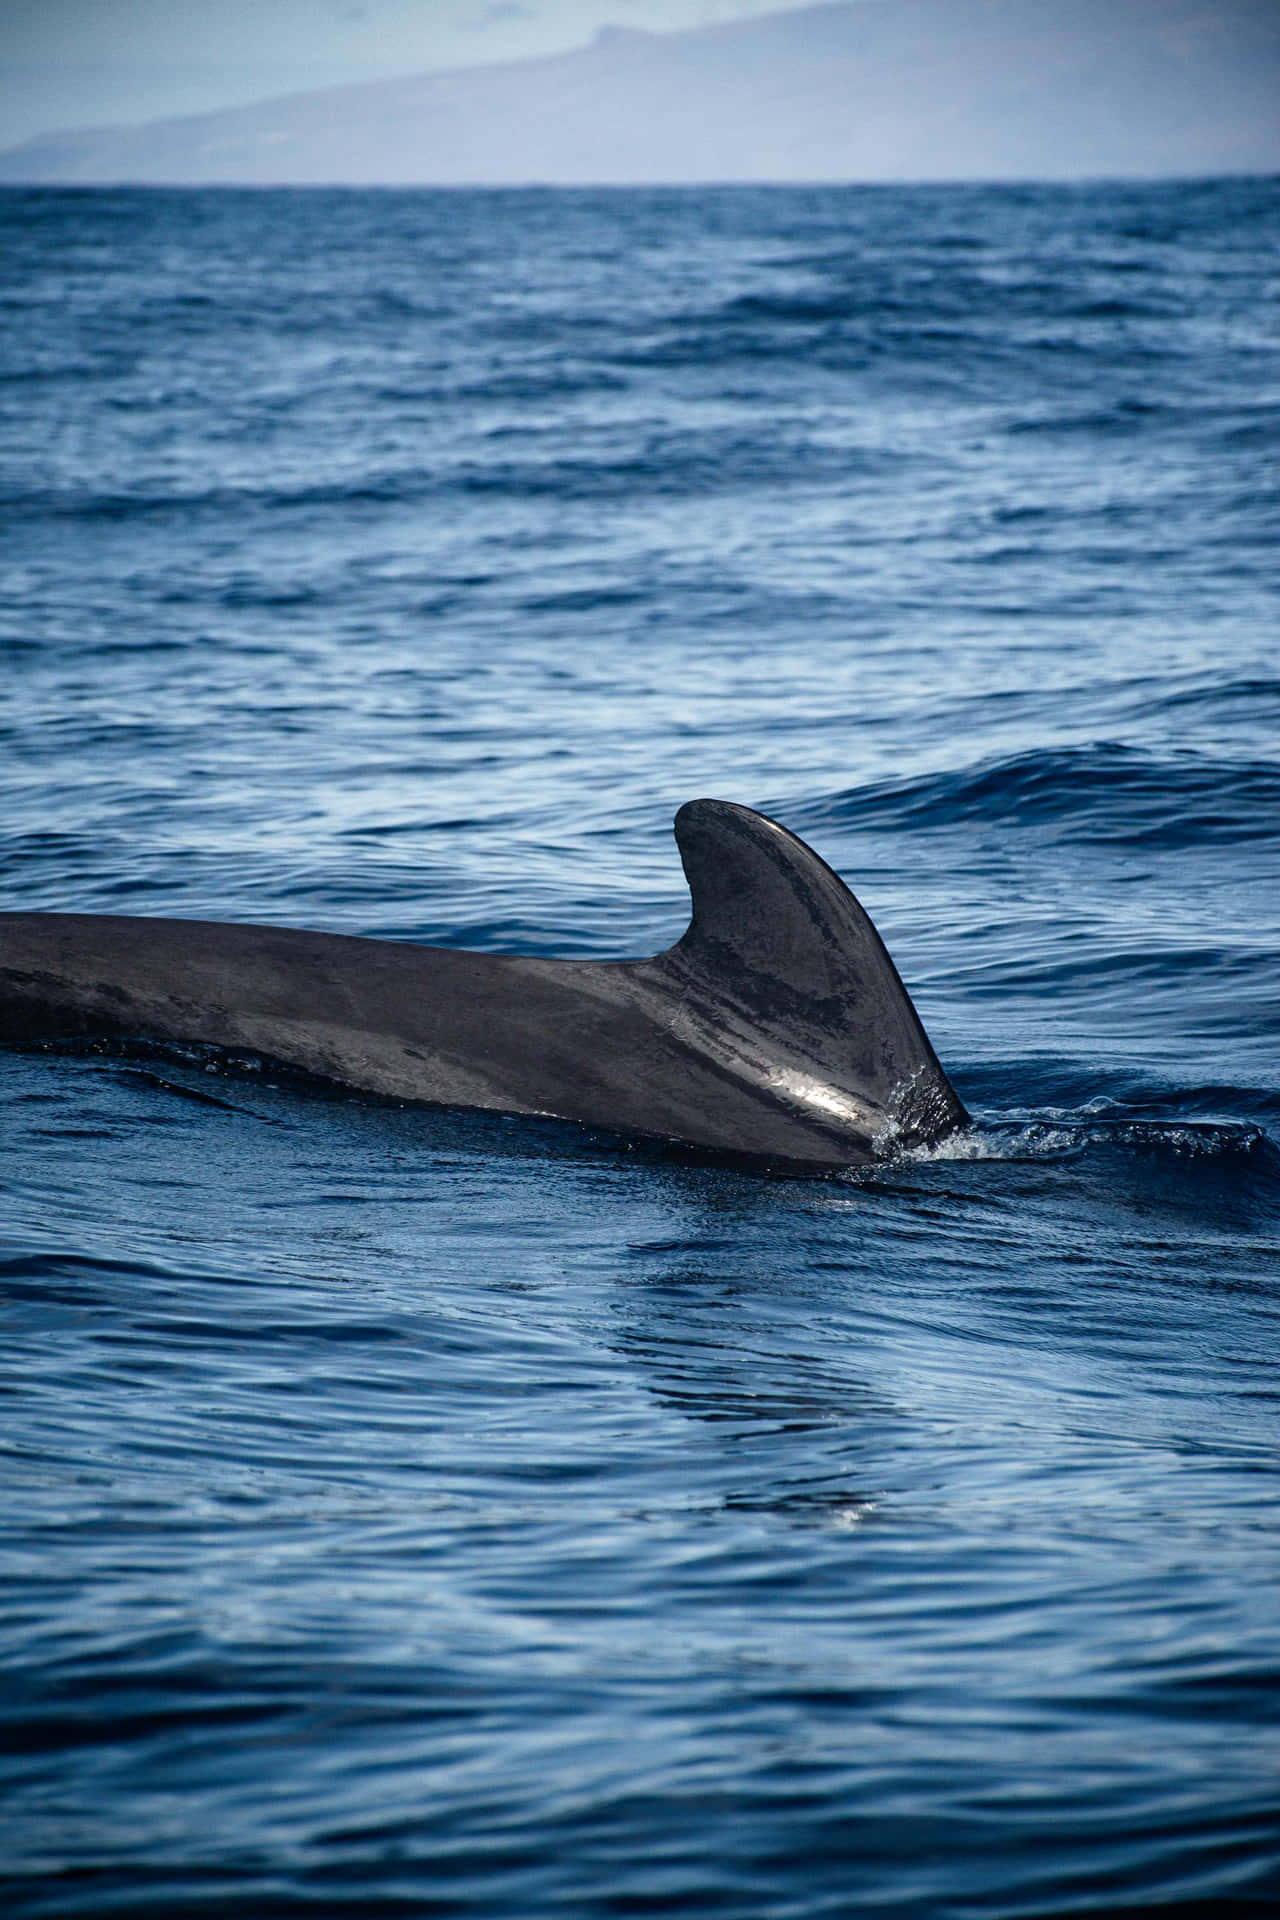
[2,0,1278,185]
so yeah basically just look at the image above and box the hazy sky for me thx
[0,0,819,146]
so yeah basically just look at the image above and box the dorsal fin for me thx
[655,799,966,1152]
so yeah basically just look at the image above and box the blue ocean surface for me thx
[1,178,1278,1917]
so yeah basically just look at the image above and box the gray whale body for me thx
[0,799,966,1168]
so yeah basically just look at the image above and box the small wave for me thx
[1006,397,1169,438]
[1133,674,1280,724]
[826,745,1280,846]
[902,1116,1277,1171]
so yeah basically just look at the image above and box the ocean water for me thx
[1,178,1278,1917]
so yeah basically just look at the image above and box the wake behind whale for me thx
[0,800,966,1169]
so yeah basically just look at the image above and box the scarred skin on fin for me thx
[0,800,966,1168]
